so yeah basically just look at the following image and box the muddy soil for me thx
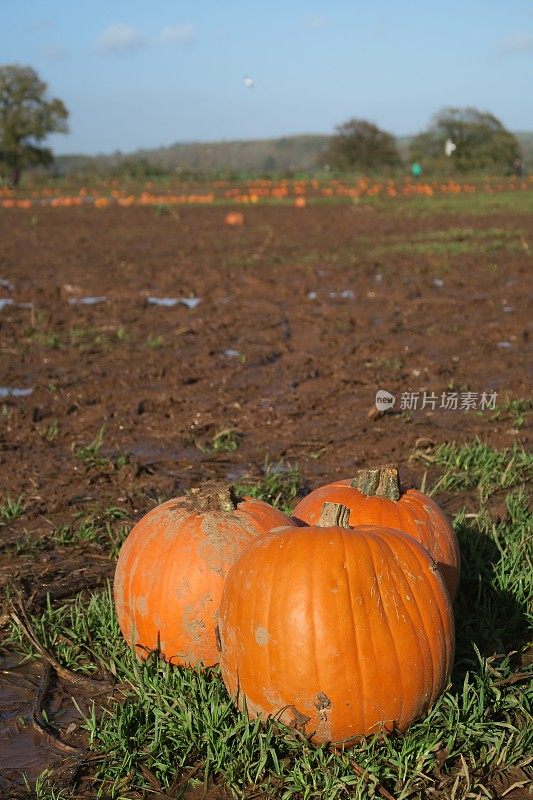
[0,203,531,794]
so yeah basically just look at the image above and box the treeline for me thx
[49,110,533,180]
[51,135,332,179]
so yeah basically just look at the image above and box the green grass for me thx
[0,494,26,522]
[372,226,526,257]
[146,334,164,349]
[31,326,112,352]
[25,770,71,800]
[5,444,533,799]
[377,238,518,257]
[3,506,130,560]
[236,458,301,515]
[392,189,533,217]
[40,419,60,442]
[195,427,243,454]
[503,397,533,429]
[417,439,532,503]
[53,506,130,557]
[73,429,129,471]
[74,426,109,468]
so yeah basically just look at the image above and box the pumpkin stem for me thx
[350,465,401,501]
[185,481,241,513]
[318,502,351,528]
[349,468,380,495]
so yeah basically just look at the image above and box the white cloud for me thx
[97,24,145,53]
[155,23,196,45]
[97,22,197,53]
[496,33,533,57]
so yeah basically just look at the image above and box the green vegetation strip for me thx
[5,445,532,799]
[420,438,532,502]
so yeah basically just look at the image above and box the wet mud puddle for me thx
[0,656,88,788]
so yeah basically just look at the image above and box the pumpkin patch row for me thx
[113,466,458,744]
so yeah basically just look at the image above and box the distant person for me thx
[8,168,20,188]
[512,156,525,177]
[411,162,422,179]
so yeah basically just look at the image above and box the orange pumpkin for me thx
[218,503,455,744]
[224,211,244,226]
[293,465,460,600]
[114,482,294,667]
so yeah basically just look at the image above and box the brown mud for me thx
[0,203,531,795]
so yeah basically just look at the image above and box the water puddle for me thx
[497,341,512,349]
[147,296,201,309]
[226,466,248,482]
[307,289,354,300]
[0,387,34,398]
[0,658,89,785]
[329,289,355,299]
[224,349,241,358]
[68,296,107,306]
[127,439,196,465]
[0,299,32,311]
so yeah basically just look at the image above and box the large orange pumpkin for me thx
[218,503,455,744]
[293,465,460,600]
[114,482,294,667]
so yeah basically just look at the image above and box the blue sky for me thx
[2,1,532,155]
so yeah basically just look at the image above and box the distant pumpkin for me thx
[225,211,245,226]
[293,465,460,599]
[114,482,294,666]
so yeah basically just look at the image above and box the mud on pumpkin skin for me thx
[113,481,295,667]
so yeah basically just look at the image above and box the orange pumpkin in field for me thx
[114,482,294,666]
[292,465,460,600]
[218,503,455,744]
[224,211,244,226]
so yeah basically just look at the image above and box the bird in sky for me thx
[243,75,255,89]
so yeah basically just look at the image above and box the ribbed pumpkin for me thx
[114,482,294,667]
[218,503,455,744]
[292,465,460,600]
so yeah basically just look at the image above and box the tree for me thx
[322,119,401,172]
[410,107,520,173]
[0,64,69,186]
